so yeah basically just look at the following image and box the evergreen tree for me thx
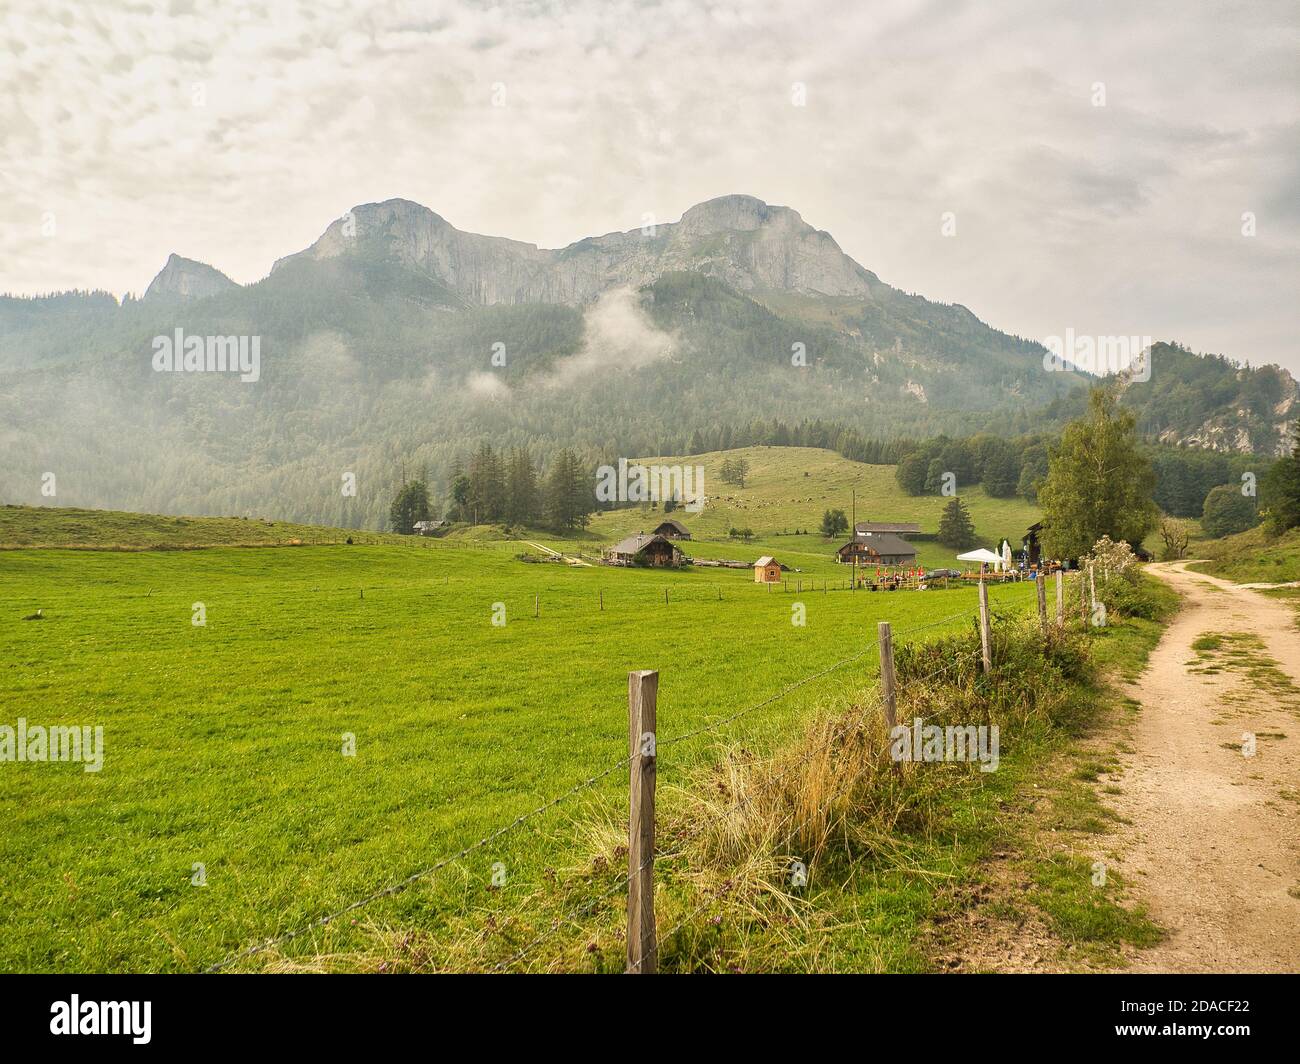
[937,496,977,549]
[505,446,539,526]
[467,442,505,524]
[449,474,470,521]
[820,508,849,537]
[544,448,592,530]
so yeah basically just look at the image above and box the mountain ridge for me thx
[149,194,882,308]
[0,195,1292,528]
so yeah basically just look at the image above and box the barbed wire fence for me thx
[202,577,1071,975]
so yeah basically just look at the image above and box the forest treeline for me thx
[402,414,1277,535]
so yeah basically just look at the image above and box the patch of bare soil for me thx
[926,855,1107,974]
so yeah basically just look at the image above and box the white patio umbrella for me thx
[999,539,1013,571]
[956,548,1003,566]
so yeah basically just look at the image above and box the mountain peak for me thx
[677,194,807,235]
[143,254,237,301]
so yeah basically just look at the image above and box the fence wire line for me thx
[491,693,874,972]
[205,606,985,972]
[659,608,974,750]
[504,644,984,973]
[628,646,986,972]
[488,658,917,972]
[203,751,634,972]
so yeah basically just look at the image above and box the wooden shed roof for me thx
[653,518,691,534]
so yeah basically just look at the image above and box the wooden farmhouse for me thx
[836,532,917,566]
[652,518,691,540]
[753,556,783,583]
[604,533,685,568]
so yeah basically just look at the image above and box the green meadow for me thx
[0,504,403,549]
[0,536,1037,972]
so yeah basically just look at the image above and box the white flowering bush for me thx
[1085,535,1137,579]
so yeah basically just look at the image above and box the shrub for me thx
[1200,484,1257,538]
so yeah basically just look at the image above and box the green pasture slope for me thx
[523,446,1041,574]
[0,504,404,549]
[1187,526,1300,584]
[0,524,1037,972]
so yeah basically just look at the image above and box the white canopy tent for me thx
[956,548,1004,567]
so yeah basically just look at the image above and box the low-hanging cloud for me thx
[544,286,677,388]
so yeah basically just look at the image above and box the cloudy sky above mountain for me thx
[2,0,1297,370]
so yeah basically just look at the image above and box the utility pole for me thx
[851,485,857,591]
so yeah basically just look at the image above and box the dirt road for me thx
[1113,562,1300,972]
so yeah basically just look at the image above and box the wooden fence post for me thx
[1080,569,1089,626]
[599,589,604,612]
[1055,570,1064,625]
[977,580,992,674]
[1089,563,1096,608]
[534,593,539,618]
[1036,573,1047,633]
[627,670,658,974]
[878,621,897,730]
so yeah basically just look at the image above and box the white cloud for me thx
[545,286,676,388]
[464,371,510,400]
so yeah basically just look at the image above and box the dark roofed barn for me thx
[604,533,685,567]
[837,532,916,566]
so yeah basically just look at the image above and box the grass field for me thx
[0,528,1039,972]
[1186,526,1300,584]
[0,504,406,549]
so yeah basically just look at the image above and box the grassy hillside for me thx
[520,446,1040,574]
[1187,526,1300,583]
[0,534,1039,972]
[0,505,410,549]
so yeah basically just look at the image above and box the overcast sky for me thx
[3,0,1297,371]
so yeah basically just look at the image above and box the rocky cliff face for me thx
[269,194,882,305]
[143,254,238,301]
